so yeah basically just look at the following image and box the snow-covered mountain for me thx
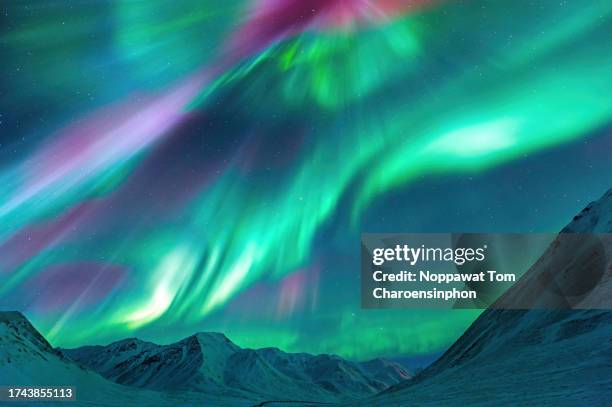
[61,333,245,395]
[357,189,612,406]
[256,347,411,395]
[0,311,253,406]
[62,331,411,401]
[0,309,411,405]
[0,311,99,386]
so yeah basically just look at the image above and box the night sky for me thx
[1,0,611,362]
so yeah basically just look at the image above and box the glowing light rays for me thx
[1,0,611,360]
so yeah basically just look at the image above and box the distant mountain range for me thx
[59,331,410,401]
[1,188,611,406]
[0,312,410,406]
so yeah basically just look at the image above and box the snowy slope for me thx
[0,308,411,406]
[0,312,258,406]
[491,189,612,310]
[256,347,411,395]
[355,188,612,406]
[358,357,413,388]
[63,332,412,402]
[63,333,246,395]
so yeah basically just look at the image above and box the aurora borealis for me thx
[1,0,611,362]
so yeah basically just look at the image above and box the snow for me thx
[62,330,412,402]
[349,189,612,406]
[0,313,253,406]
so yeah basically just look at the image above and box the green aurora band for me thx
[0,0,611,360]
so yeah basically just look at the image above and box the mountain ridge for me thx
[361,188,612,406]
[60,325,411,401]
[0,309,411,405]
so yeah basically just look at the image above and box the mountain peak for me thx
[181,331,239,350]
[563,188,612,233]
[0,310,28,323]
[108,337,147,346]
[193,331,231,341]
